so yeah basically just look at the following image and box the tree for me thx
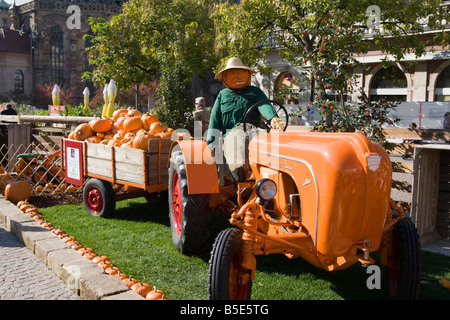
[83,0,217,129]
[212,0,449,141]
[84,0,216,89]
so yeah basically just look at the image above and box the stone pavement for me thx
[0,196,144,300]
[0,223,79,300]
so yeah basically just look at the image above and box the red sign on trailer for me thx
[64,139,84,186]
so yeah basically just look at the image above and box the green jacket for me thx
[206,86,276,146]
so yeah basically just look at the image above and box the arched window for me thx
[14,69,24,93]
[51,25,64,85]
[435,66,450,101]
[370,66,407,102]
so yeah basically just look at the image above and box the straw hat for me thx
[214,57,257,79]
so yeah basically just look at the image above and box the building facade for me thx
[1,0,124,106]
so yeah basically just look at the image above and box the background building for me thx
[0,0,124,106]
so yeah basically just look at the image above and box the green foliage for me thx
[212,0,448,144]
[312,93,400,146]
[83,0,216,89]
[154,56,194,133]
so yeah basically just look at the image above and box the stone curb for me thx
[0,196,145,300]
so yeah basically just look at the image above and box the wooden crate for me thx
[411,145,450,245]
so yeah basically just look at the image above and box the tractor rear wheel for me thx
[386,218,421,299]
[208,228,252,300]
[83,178,116,218]
[168,151,211,254]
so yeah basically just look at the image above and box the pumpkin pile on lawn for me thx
[0,167,32,204]
[16,199,167,300]
[67,108,187,150]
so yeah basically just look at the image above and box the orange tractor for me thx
[168,100,421,300]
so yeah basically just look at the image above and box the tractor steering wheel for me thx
[242,100,289,132]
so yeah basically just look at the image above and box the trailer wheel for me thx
[386,218,421,299]
[83,178,115,218]
[208,228,252,300]
[168,151,211,254]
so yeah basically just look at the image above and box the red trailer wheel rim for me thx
[229,250,249,300]
[171,171,183,236]
[86,187,103,215]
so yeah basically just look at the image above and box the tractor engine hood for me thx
[248,130,392,258]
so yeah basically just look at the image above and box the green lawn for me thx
[37,196,450,300]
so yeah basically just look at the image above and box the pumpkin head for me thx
[141,113,159,130]
[4,180,32,204]
[122,115,143,132]
[73,123,94,141]
[132,131,157,150]
[222,68,251,90]
[90,118,112,133]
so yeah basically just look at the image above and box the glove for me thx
[270,117,285,130]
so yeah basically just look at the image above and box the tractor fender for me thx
[168,139,219,195]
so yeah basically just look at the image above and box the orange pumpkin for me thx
[123,276,138,289]
[141,113,159,130]
[0,173,13,191]
[90,118,112,133]
[145,286,166,300]
[85,136,102,144]
[4,180,32,204]
[108,139,121,147]
[131,282,152,297]
[157,131,172,139]
[112,108,128,121]
[73,123,94,141]
[127,108,142,117]
[149,122,167,134]
[122,115,143,132]
[132,131,157,150]
[115,114,127,130]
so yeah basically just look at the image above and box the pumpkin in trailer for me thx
[132,131,157,150]
[85,135,102,144]
[127,108,142,117]
[4,180,32,204]
[131,282,152,297]
[149,122,167,134]
[112,108,128,121]
[73,123,95,141]
[141,112,159,130]
[146,286,166,300]
[122,115,143,133]
[115,114,127,131]
[90,117,112,133]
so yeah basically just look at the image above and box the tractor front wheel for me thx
[208,228,252,300]
[386,218,421,299]
[168,151,211,254]
[83,178,116,218]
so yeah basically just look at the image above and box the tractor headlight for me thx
[255,179,277,201]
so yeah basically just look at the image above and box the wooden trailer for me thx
[61,138,172,217]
